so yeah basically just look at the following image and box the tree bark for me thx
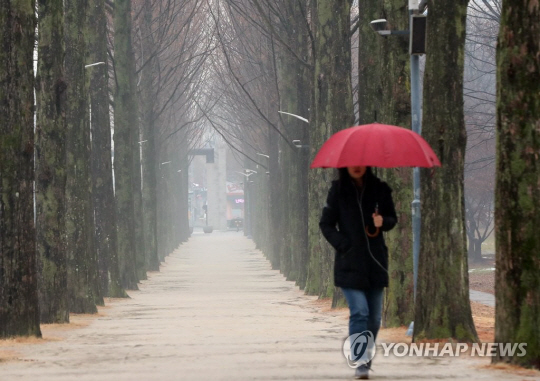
[88,0,127,298]
[0,0,41,338]
[114,0,140,289]
[466,212,484,262]
[36,0,69,323]
[65,0,102,313]
[277,0,311,288]
[377,0,415,327]
[306,0,354,298]
[132,120,146,280]
[139,0,160,272]
[357,0,381,125]
[493,0,540,368]
[414,0,477,342]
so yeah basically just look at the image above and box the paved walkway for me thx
[469,290,495,307]
[0,232,537,380]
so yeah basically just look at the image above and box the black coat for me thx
[319,172,397,290]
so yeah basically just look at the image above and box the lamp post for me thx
[84,62,106,69]
[277,111,309,124]
[371,0,426,335]
[237,171,255,238]
[409,8,422,306]
[408,1,426,336]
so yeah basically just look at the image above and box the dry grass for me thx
[0,313,100,363]
[378,326,411,344]
[308,297,349,320]
[471,301,495,343]
[0,297,127,364]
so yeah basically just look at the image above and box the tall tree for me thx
[36,0,69,323]
[0,0,41,338]
[114,0,140,289]
[493,0,540,368]
[379,1,415,327]
[132,121,146,281]
[65,0,102,312]
[277,0,311,289]
[138,0,160,272]
[414,0,478,341]
[355,0,414,326]
[88,0,126,297]
[306,0,354,298]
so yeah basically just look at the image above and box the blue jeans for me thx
[341,287,384,340]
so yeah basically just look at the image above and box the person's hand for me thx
[372,213,383,228]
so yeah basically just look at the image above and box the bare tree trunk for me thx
[357,0,381,125]
[414,0,477,342]
[266,37,281,270]
[133,124,146,281]
[140,0,160,271]
[306,0,354,298]
[466,212,484,262]
[36,0,69,323]
[281,0,311,289]
[65,0,102,313]
[273,0,311,287]
[114,0,140,289]
[378,0,415,328]
[157,141,174,259]
[493,0,540,368]
[0,0,41,338]
[88,0,127,298]
[178,151,190,243]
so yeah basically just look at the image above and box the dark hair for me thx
[337,167,375,194]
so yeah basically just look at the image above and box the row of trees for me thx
[206,0,539,368]
[1,0,207,336]
[1,0,538,369]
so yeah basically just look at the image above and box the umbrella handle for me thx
[365,226,380,238]
[366,202,380,237]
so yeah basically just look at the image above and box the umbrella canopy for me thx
[310,123,441,168]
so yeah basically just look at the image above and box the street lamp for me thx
[277,111,309,124]
[84,62,106,69]
[292,140,309,149]
[370,19,408,36]
[236,171,254,178]
[371,0,427,336]
[237,171,256,237]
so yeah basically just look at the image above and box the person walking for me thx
[319,166,397,379]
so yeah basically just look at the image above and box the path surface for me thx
[1,232,537,380]
[469,290,495,307]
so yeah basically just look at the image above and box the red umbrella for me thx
[310,123,441,168]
